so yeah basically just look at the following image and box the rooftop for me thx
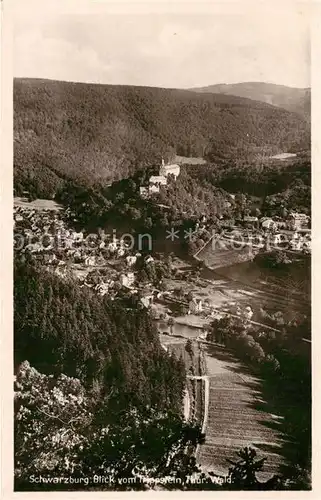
[149,175,167,185]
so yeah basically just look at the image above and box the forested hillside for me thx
[189,82,311,120]
[14,260,213,490]
[54,153,310,242]
[14,258,185,411]
[14,78,310,198]
[186,154,311,214]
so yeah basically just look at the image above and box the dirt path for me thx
[187,375,209,435]
[183,388,191,421]
[187,375,210,461]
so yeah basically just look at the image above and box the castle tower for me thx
[159,157,180,179]
[160,157,166,176]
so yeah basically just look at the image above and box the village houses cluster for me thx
[13,202,161,305]
[220,211,311,253]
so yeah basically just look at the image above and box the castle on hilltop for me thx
[139,158,180,198]
[159,158,180,179]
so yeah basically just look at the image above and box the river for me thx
[157,319,204,338]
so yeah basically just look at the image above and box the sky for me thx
[12,0,311,89]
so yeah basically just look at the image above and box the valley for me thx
[13,75,311,491]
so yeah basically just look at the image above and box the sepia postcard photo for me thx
[0,0,317,495]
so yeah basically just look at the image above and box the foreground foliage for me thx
[14,362,205,490]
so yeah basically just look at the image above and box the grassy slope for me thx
[14,78,310,197]
[198,344,285,481]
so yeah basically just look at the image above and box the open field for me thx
[163,274,261,315]
[198,344,285,481]
[160,332,308,482]
[14,197,63,211]
[195,237,310,312]
[212,259,310,317]
[270,152,297,160]
[175,155,207,165]
[195,240,254,269]
[163,262,309,325]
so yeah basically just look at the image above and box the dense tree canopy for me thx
[14,78,310,198]
[14,258,185,411]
